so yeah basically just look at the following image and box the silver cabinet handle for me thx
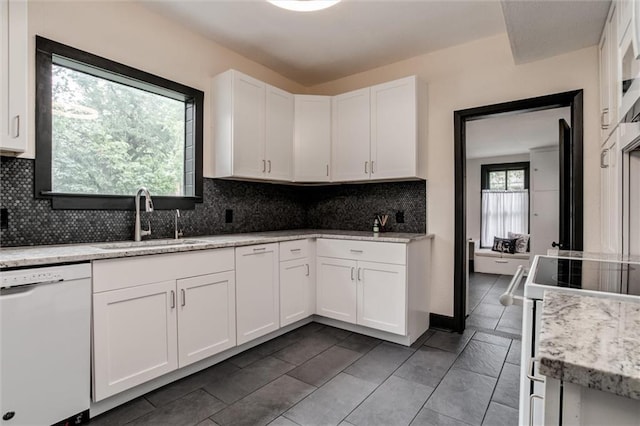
[529,394,544,426]
[12,115,20,138]
[326,164,329,177]
[253,247,267,252]
[357,267,362,281]
[601,149,609,168]
[170,290,176,309]
[181,289,186,307]
[350,249,363,253]
[290,248,301,252]
[262,159,266,172]
[364,161,368,174]
[350,267,355,281]
[601,108,609,130]
[305,264,310,276]
[494,260,509,264]
[371,160,375,174]
[268,160,271,173]
[527,357,545,383]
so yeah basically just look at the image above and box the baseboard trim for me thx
[429,313,457,331]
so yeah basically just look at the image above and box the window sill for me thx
[38,192,201,210]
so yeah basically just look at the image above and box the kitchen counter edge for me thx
[0,230,434,269]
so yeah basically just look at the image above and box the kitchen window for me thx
[480,162,530,247]
[35,36,204,210]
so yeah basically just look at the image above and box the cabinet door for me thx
[0,0,27,152]
[370,76,417,179]
[356,261,407,335]
[233,72,266,178]
[266,85,293,181]
[93,280,178,401]
[599,28,610,144]
[316,256,357,323]
[177,271,236,368]
[294,95,331,182]
[235,243,280,345]
[280,258,313,327]
[531,190,559,257]
[332,88,371,181]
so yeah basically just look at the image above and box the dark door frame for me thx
[453,90,584,333]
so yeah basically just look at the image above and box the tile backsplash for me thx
[0,157,426,247]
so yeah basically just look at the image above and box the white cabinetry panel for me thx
[357,261,407,335]
[280,258,313,327]
[93,280,178,401]
[332,88,371,181]
[316,256,357,323]
[294,95,331,182]
[233,72,266,178]
[266,85,293,181]
[177,271,236,368]
[235,243,280,345]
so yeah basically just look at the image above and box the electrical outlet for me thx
[225,209,233,223]
[0,208,8,230]
[396,210,405,224]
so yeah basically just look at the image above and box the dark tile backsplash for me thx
[0,157,426,247]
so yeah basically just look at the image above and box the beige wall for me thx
[309,34,599,316]
[466,153,531,243]
[22,0,306,178]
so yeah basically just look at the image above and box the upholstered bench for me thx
[473,241,530,275]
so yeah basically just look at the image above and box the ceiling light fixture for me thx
[267,0,341,12]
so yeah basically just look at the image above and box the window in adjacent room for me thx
[480,162,530,247]
[35,36,204,209]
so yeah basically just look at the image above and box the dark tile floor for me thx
[90,319,521,426]
[467,272,524,336]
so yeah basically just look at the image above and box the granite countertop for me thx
[538,290,640,400]
[0,229,434,269]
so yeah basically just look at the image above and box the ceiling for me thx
[466,107,571,159]
[140,0,610,86]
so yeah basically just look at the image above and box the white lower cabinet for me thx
[235,243,280,345]
[316,257,358,323]
[92,249,236,401]
[316,238,426,338]
[280,258,313,326]
[93,280,178,401]
[177,271,236,368]
[357,261,406,335]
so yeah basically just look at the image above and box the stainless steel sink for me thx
[94,239,206,250]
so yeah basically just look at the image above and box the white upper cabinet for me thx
[332,88,371,181]
[0,0,28,153]
[370,76,421,180]
[212,70,427,183]
[294,95,331,182]
[266,85,294,181]
[599,3,618,144]
[211,69,293,180]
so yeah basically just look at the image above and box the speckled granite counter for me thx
[538,290,640,400]
[0,230,433,268]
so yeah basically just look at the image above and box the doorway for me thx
[453,90,584,333]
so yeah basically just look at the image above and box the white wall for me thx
[466,153,531,243]
[22,0,307,179]
[308,33,599,317]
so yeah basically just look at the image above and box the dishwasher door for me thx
[1,266,91,425]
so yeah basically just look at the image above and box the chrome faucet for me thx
[174,209,184,239]
[134,187,154,241]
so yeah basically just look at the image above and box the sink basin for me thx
[95,239,206,250]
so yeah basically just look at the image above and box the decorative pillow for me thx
[508,232,530,253]
[492,237,517,254]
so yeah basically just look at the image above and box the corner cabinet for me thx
[332,88,372,181]
[279,239,315,326]
[235,243,280,345]
[0,0,28,153]
[598,2,618,144]
[315,238,431,342]
[91,249,236,401]
[211,69,293,181]
[294,95,332,182]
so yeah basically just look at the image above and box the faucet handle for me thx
[141,220,152,237]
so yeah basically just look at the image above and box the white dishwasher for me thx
[1,263,91,426]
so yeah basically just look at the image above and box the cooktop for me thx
[532,256,640,297]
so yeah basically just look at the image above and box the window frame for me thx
[479,161,530,248]
[35,36,204,210]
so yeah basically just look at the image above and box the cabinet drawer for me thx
[279,239,310,261]
[316,239,406,265]
[93,248,235,293]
